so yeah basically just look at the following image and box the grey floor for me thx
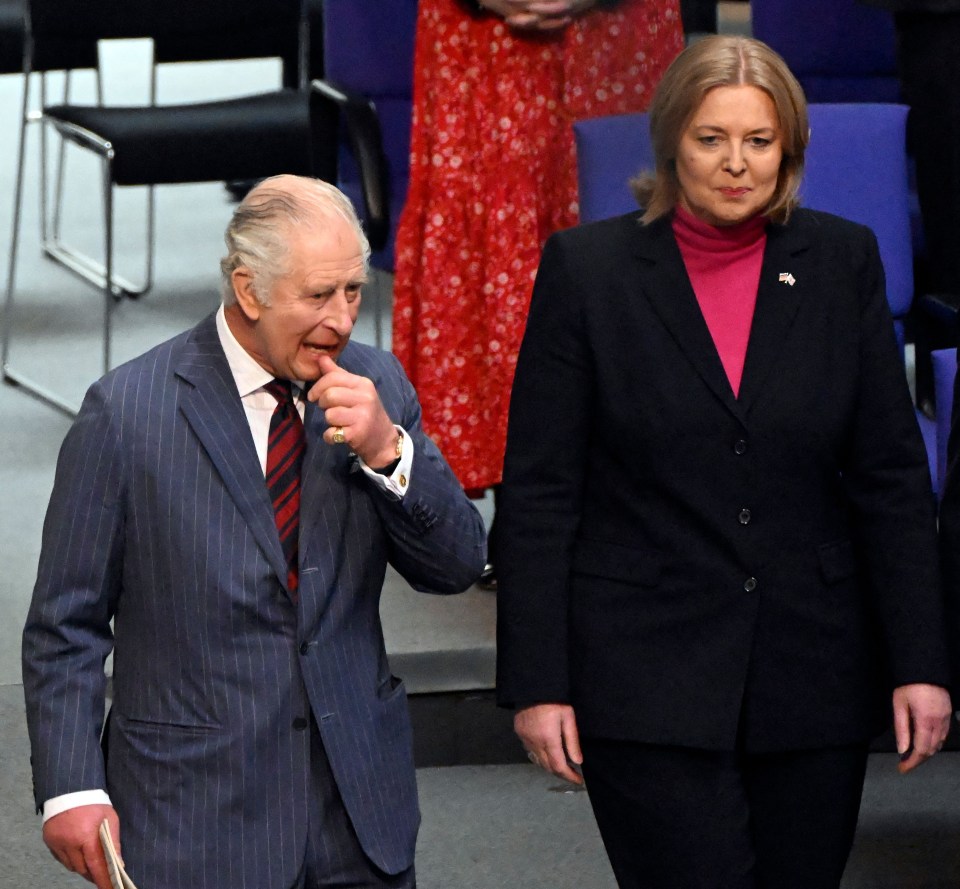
[5,672,959,888]
[4,7,960,887]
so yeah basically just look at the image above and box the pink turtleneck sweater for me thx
[672,205,768,397]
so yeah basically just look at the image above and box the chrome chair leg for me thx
[40,117,153,300]
[39,62,153,300]
[2,109,125,417]
[2,64,32,377]
[51,69,87,243]
[2,68,80,416]
[38,73,50,245]
[102,154,115,374]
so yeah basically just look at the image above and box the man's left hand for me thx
[43,804,119,889]
[892,683,952,774]
[308,354,399,468]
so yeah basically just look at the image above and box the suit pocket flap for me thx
[571,538,660,586]
[817,539,857,584]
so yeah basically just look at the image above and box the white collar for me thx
[215,304,305,397]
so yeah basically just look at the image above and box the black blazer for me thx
[496,208,950,752]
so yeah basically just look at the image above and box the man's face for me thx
[234,214,367,382]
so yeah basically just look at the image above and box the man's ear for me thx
[231,267,262,321]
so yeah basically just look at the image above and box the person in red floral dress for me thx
[392,0,683,583]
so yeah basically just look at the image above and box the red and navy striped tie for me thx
[264,379,306,599]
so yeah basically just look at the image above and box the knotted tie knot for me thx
[264,378,296,411]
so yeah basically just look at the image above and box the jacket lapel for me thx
[737,219,812,413]
[174,314,289,589]
[299,398,344,546]
[633,217,744,422]
[297,395,362,617]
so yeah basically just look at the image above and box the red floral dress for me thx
[392,0,684,493]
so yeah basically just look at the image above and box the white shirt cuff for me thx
[43,789,113,823]
[358,426,413,498]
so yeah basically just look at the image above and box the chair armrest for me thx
[311,77,390,250]
[917,292,960,330]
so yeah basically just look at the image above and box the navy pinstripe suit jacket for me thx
[22,312,486,887]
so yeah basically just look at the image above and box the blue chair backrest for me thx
[574,103,913,334]
[322,0,418,269]
[574,112,652,224]
[800,104,913,326]
[751,0,899,103]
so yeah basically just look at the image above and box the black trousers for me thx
[580,738,869,889]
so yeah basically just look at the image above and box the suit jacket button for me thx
[734,439,747,455]
[738,508,752,525]
[299,642,310,655]
[292,717,309,730]
[744,577,757,592]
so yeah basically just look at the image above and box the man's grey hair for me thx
[220,175,371,305]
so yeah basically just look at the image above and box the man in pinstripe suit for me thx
[22,175,486,889]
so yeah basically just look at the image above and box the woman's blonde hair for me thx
[632,35,809,225]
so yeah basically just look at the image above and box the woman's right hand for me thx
[515,702,584,784]
[479,0,580,31]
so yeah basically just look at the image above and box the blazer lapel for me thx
[737,220,812,413]
[633,217,744,421]
[299,345,383,554]
[299,398,343,545]
[297,398,361,615]
[174,315,289,589]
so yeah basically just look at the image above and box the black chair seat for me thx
[5,0,328,415]
[46,89,319,185]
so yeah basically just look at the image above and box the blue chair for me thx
[800,104,913,355]
[751,0,900,103]
[574,103,914,354]
[751,0,929,295]
[317,0,417,272]
[574,111,653,224]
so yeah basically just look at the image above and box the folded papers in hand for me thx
[99,819,139,889]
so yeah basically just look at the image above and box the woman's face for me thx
[674,84,783,226]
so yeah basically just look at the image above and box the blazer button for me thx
[734,439,747,455]
[292,716,309,730]
[299,642,311,655]
[744,577,757,592]
[738,508,752,525]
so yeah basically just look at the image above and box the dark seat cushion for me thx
[0,0,25,74]
[46,89,320,185]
